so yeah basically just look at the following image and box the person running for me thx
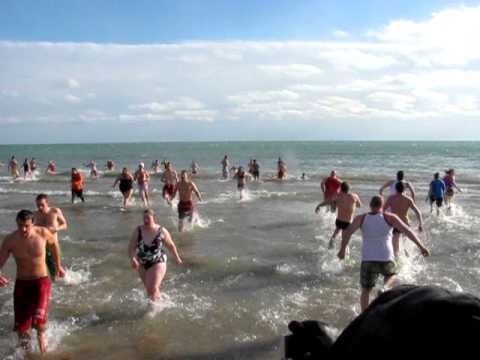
[191,161,199,175]
[176,170,203,232]
[34,194,68,281]
[113,167,135,209]
[315,181,362,249]
[134,162,150,208]
[106,160,115,172]
[384,182,423,258]
[71,168,85,203]
[161,162,178,206]
[321,170,342,212]
[221,155,230,179]
[277,158,287,179]
[233,166,251,200]
[128,209,182,302]
[427,172,446,215]
[23,158,31,179]
[0,210,65,353]
[8,156,20,178]
[45,161,57,175]
[443,169,462,209]
[379,170,416,202]
[151,160,161,174]
[338,196,429,312]
[30,158,38,173]
[86,160,99,178]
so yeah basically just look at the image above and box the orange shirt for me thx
[71,173,84,191]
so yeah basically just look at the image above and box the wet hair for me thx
[395,181,405,193]
[143,209,155,217]
[16,209,34,223]
[36,193,48,202]
[370,196,383,209]
[434,172,440,180]
[396,171,404,181]
[341,182,350,193]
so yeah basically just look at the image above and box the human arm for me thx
[320,179,326,193]
[128,227,140,270]
[315,196,335,213]
[162,228,182,264]
[192,182,203,202]
[338,215,363,260]
[406,182,416,202]
[53,208,68,232]
[355,194,362,207]
[379,180,393,196]
[384,213,429,256]
[113,177,120,188]
[0,236,12,286]
[410,200,423,232]
[45,228,65,278]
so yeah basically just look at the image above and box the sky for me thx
[1,0,480,143]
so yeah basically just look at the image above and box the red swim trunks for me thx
[178,200,194,219]
[14,277,52,333]
[162,184,177,199]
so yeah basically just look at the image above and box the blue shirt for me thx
[430,179,446,199]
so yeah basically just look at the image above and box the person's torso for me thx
[336,193,357,222]
[431,180,445,197]
[388,195,411,222]
[325,177,341,196]
[11,230,49,279]
[178,181,193,201]
[361,213,394,262]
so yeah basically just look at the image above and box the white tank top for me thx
[361,213,394,262]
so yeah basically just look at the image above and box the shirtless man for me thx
[221,155,229,179]
[87,160,99,178]
[0,210,65,353]
[106,160,115,172]
[277,158,287,179]
[176,170,203,232]
[233,166,251,200]
[379,170,416,202]
[251,159,260,181]
[151,160,161,174]
[30,158,38,173]
[34,194,68,280]
[321,170,342,212]
[22,158,31,179]
[134,162,150,208]
[191,161,199,175]
[8,155,20,178]
[315,182,362,249]
[384,182,423,258]
[161,162,178,206]
[45,161,57,175]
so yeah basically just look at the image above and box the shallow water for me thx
[0,141,479,359]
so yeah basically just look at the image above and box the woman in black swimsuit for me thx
[113,167,134,209]
[128,209,183,302]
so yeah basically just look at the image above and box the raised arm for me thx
[406,182,416,202]
[384,213,429,256]
[162,228,182,264]
[45,228,65,278]
[0,235,12,286]
[55,208,68,232]
[379,180,393,196]
[338,215,363,260]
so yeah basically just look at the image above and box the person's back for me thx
[71,172,83,191]
[386,193,412,223]
[336,192,358,223]
[361,213,394,262]
[430,178,445,198]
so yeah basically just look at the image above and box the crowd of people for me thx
[0,153,464,353]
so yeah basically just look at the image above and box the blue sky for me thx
[1,0,480,143]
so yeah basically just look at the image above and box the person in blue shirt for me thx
[427,173,446,215]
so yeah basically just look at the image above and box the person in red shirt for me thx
[321,170,342,212]
[71,168,85,204]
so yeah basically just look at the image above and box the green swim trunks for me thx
[360,261,396,289]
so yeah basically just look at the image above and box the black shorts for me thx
[335,219,350,230]
[72,189,83,198]
[430,196,443,207]
[252,170,259,178]
[237,184,245,190]
[393,228,401,235]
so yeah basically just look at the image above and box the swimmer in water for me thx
[113,167,135,209]
[427,172,446,216]
[277,157,287,180]
[45,161,57,175]
[379,170,416,202]
[134,162,151,208]
[221,155,230,179]
[233,166,251,200]
[161,162,178,206]
[8,156,20,178]
[106,160,115,172]
[71,168,85,203]
[23,158,31,179]
[321,170,342,213]
[191,161,199,175]
[443,169,462,209]
[176,170,203,232]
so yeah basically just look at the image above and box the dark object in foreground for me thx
[285,285,480,358]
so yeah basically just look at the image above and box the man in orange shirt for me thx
[71,168,85,203]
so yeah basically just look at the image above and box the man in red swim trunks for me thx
[0,210,65,353]
[161,161,178,206]
[321,170,342,213]
[176,170,203,232]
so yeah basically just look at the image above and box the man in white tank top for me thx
[338,196,429,311]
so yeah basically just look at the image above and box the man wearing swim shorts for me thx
[0,210,65,353]
[427,172,446,216]
[161,161,178,206]
[34,194,68,281]
[134,162,150,208]
[321,170,342,212]
[176,170,203,232]
[316,182,362,249]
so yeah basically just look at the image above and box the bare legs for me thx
[138,262,167,302]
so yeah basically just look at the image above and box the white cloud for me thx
[258,64,323,79]
[64,94,82,103]
[333,30,350,38]
[67,78,80,88]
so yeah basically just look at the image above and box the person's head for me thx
[434,172,440,180]
[71,167,77,175]
[238,166,244,172]
[24,158,28,162]
[16,209,34,237]
[35,193,49,212]
[341,182,350,193]
[122,167,128,175]
[253,159,257,164]
[396,171,404,181]
[143,209,156,227]
[181,170,189,181]
[370,196,384,211]
[11,155,15,160]
[330,170,337,177]
[139,162,145,170]
[446,168,455,175]
[166,162,172,170]
[395,181,405,194]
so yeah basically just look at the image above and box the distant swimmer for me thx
[176,170,203,232]
[301,173,306,181]
[338,196,429,312]
[71,168,85,203]
[161,162,178,206]
[0,210,65,353]
[86,160,99,178]
[321,170,342,212]
[23,158,31,179]
[233,166,251,200]
[315,181,362,249]
[45,161,57,175]
[277,157,287,179]
[134,162,150,208]
[252,159,260,181]
[128,209,182,302]
[221,155,230,179]
[8,155,20,178]
[151,160,161,174]
[427,172,446,216]
[384,182,423,258]
[106,160,115,172]
[379,171,416,202]
[443,169,462,209]
[113,167,135,209]
[191,160,199,175]
[34,194,68,281]
[30,158,38,172]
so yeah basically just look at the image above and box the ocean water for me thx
[0,141,479,359]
